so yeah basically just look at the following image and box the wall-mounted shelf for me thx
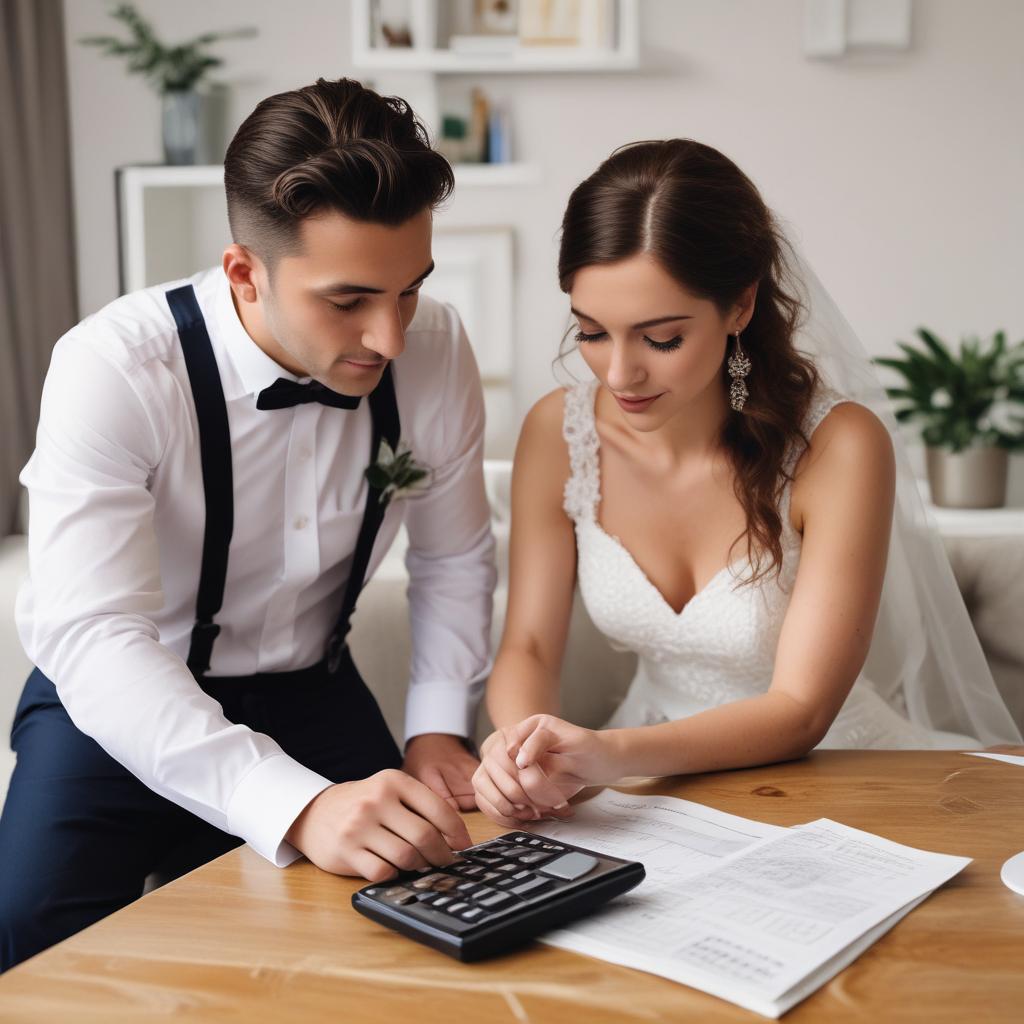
[350,1,639,163]
[351,48,639,73]
[117,162,540,193]
[351,1,639,74]
[916,478,1024,537]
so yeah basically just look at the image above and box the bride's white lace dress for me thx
[561,379,977,749]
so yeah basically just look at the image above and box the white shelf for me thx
[916,478,1024,537]
[353,47,639,73]
[349,1,639,182]
[119,165,224,187]
[453,162,541,185]
[351,0,640,74]
[118,162,539,189]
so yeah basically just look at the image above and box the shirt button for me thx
[293,515,309,530]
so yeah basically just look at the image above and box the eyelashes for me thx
[573,329,684,353]
[328,289,421,313]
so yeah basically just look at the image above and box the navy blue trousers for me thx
[0,653,402,972]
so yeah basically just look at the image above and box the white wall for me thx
[64,0,1024,461]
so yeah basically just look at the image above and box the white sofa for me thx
[1,461,1021,807]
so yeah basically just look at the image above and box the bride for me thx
[471,139,1021,827]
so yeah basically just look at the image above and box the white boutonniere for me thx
[365,439,432,506]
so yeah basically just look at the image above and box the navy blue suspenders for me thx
[165,284,400,680]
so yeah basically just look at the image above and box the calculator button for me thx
[539,852,599,881]
[517,850,556,865]
[455,881,480,894]
[412,873,447,889]
[481,871,502,881]
[433,876,459,891]
[381,887,418,905]
[433,896,454,907]
[527,838,542,846]
[509,876,554,898]
[471,886,499,900]
[511,835,531,843]
[478,892,515,909]
[510,869,532,880]
[493,863,518,873]
[459,865,486,877]
[461,907,487,921]
[541,843,565,851]
[415,892,439,903]
[496,877,519,888]
[446,902,470,914]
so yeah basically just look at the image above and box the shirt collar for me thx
[212,269,303,403]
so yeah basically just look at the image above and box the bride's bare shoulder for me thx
[801,401,893,473]
[791,401,895,530]
[514,388,572,487]
[518,388,570,447]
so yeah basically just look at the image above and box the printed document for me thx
[966,751,1024,767]
[534,790,970,1017]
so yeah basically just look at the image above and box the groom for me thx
[0,78,496,971]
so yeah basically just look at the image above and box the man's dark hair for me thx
[224,77,454,262]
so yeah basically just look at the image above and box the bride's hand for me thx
[471,728,574,828]
[508,714,623,796]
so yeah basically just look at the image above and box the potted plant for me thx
[875,328,1024,508]
[81,4,255,165]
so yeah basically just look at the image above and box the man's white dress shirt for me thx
[16,267,496,866]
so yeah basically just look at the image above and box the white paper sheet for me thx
[965,751,1024,767]
[534,791,970,1018]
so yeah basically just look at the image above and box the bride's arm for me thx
[510,402,897,786]
[486,390,578,729]
[473,392,582,824]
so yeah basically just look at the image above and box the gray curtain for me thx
[0,0,78,535]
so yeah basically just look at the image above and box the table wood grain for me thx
[2,751,1023,1022]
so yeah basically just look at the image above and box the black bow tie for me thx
[256,378,361,411]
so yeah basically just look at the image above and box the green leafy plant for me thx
[874,328,1024,452]
[80,3,255,94]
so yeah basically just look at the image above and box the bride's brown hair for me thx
[557,139,820,584]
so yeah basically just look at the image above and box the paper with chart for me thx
[533,790,970,1018]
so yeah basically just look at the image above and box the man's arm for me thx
[400,306,497,808]
[17,336,337,865]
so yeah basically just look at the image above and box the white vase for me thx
[161,89,200,165]
[926,445,1009,508]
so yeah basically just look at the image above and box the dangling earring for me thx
[727,331,751,412]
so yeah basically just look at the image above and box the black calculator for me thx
[351,831,644,961]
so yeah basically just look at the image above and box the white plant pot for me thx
[926,445,1009,508]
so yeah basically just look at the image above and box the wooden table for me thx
[3,751,1023,1021]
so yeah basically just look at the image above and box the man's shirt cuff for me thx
[404,681,479,745]
[226,753,334,867]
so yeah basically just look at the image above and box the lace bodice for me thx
[560,379,973,749]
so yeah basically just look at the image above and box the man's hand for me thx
[402,732,480,811]
[284,768,473,881]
